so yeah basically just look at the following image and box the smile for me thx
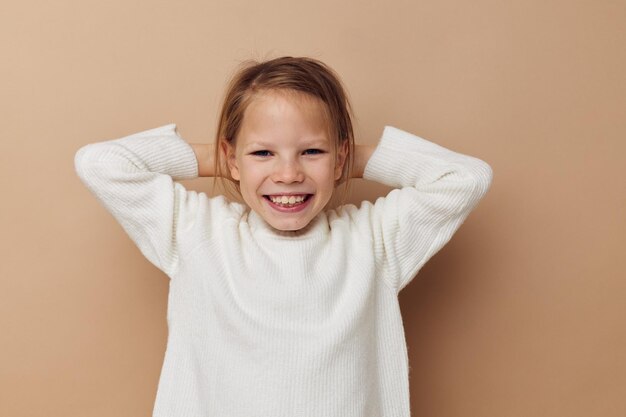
[263,194,313,211]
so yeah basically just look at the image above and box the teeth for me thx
[269,195,306,205]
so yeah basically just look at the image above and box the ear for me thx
[334,141,349,181]
[220,140,240,181]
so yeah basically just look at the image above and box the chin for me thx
[269,220,309,232]
[264,214,316,232]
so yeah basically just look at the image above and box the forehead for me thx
[237,90,334,146]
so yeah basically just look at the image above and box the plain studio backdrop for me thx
[1,0,624,416]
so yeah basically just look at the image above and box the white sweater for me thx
[74,123,492,417]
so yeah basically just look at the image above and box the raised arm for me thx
[360,126,493,292]
[74,124,200,277]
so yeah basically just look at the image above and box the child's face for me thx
[224,90,347,232]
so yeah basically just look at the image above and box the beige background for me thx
[1,0,624,416]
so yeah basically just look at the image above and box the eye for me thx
[251,150,272,157]
[303,149,325,155]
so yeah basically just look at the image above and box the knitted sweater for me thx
[74,123,492,417]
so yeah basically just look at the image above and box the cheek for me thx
[313,160,338,187]
[239,164,266,188]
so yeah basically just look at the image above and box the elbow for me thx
[468,158,493,200]
[74,144,101,180]
[74,144,91,180]
[74,142,109,181]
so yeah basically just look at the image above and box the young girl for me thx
[74,56,492,417]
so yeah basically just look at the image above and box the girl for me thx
[74,56,492,417]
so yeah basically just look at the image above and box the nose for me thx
[271,158,304,184]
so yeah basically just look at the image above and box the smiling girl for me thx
[217,88,352,232]
[74,56,492,417]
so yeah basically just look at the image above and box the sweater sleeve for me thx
[362,126,493,292]
[74,124,200,277]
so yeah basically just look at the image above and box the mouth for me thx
[263,194,313,211]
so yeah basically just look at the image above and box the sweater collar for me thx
[246,209,329,241]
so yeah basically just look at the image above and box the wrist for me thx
[190,143,215,177]
[352,144,376,179]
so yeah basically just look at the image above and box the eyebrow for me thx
[245,139,330,149]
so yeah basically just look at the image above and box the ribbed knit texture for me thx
[74,123,493,417]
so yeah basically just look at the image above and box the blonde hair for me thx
[212,56,355,203]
